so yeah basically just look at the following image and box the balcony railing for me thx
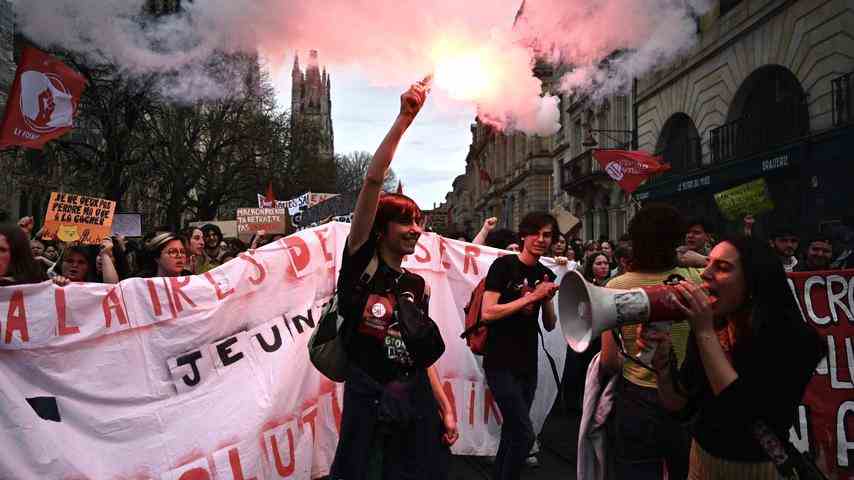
[709,117,746,164]
[561,149,605,195]
[832,71,853,126]
[709,106,808,164]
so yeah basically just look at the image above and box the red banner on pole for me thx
[788,269,854,478]
[0,47,87,150]
[592,149,670,193]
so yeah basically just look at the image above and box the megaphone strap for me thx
[613,327,657,373]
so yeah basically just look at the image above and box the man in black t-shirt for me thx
[480,212,559,480]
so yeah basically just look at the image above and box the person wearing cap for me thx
[768,226,799,273]
[136,232,190,278]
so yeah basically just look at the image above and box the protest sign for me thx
[310,193,338,206]
[41,192,116,244]
[714,178,775,221]
[284,192,339,216]
[0,224,568,479]
[236,208,289,235]
[189,220,238,238]
[788,270,854,478]
[286,192,311,215]
[110,213,142,237]
[257,193,287,209]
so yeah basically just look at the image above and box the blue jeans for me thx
[485,368,537,480]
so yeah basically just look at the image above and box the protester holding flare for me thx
[652,236,825,479]
[329,80,457,480]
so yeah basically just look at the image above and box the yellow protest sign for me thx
[714,178,775,221]
[42,192,116,245]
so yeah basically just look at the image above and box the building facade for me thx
[443,61,635,242]
[556,91,636,242]
[291,50,336,193]
[633,0,854,238]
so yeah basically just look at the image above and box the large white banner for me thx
[0,223,569,479]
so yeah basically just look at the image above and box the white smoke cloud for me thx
[11,0,711,134]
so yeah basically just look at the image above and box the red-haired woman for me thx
[329,81,457,480]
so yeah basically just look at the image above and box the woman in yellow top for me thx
[601,203,703,480]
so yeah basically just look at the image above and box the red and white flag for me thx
[0,47,87,150]
[592,149,671,194]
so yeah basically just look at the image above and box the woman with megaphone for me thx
[599,203,702,480]
[651,236,825,479]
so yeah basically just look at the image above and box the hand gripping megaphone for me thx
[558,271,686,352]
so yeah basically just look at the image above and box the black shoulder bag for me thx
[394,286,446,369]
[308,254,379,382]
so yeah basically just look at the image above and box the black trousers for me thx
[485,368,537,480]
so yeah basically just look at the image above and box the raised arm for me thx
[347,81,429,254]
[472,217,497,245]
[99,238,120,284]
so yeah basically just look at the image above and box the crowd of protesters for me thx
[0,81,845,480]
[0,214,295,288]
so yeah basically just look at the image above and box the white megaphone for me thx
[558,271,686,352]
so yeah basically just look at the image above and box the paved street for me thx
[450,410,580,480]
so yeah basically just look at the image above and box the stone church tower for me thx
[291,50,336,192]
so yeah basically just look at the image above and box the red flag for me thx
[592,150,671,193]
[396,180,403,194]
[265,181,276,202]
[0,47,87,150]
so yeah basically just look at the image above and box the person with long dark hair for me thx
[329,81,457,480]
[0,223,48,286]
[653,236,825,478]
[181,226,205,274]
[583,251,611,286]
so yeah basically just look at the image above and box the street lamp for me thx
[582,126,636,149]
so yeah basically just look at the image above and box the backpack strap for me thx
[359,253,379,285]
[537,323,568,416]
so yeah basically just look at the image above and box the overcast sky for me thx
[273,59,476,210]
